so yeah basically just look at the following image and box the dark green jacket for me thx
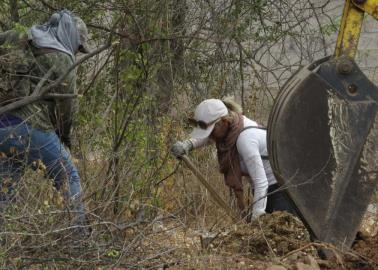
[0,30,77,140]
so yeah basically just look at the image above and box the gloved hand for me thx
[251,209,266,221]
[171,140,193,158]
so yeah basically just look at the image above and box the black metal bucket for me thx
[267,56,378,248]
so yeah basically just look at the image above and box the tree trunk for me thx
[9,0,19,23]
[155,0,186,113]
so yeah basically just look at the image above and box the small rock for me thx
[367,203,378,214]
[266,265,287,270]
[303,255,320,270]
[359,211,378,237]
[316,259,331,268]
[285,252,300,262]
[295,262,318,270]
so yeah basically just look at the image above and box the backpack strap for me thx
[241,125,267,132]
[240,126,269,160]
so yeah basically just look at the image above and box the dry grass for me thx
[0,148,376,269]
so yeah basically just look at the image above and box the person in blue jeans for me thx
[0,10,89,230]
[0,122,82,205]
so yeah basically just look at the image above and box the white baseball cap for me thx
[189,99,228,139]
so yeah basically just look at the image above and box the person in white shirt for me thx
[171,98,297,220]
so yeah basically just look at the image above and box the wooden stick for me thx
[180,155,239,222]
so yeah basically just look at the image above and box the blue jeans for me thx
[0,122,84,217]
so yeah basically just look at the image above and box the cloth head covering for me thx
[28,10,86,60]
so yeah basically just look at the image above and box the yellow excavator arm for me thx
[336,0,378,58]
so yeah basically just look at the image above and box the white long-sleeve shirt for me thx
[189,116,277,215]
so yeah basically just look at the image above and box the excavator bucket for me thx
[267,56,378,249]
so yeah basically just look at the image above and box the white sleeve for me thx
[189,137,210,149]
[236,135,268,216]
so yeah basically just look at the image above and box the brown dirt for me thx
[349,234,378,269]
[132,211,378,269]
[354,234,378,263]
[306,234,378,270]
[211,211,312,259]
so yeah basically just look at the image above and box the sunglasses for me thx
[188,117,220,129]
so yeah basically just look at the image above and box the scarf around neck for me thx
[216,111,244,196]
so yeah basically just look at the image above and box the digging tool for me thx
[267,0,378,249]
[180,155,239,222]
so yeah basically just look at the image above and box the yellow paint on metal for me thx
[335,0,364,58]
[352,0,378,20]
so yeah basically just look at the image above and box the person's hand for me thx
[170,140,193,158]
[251,209,266,221]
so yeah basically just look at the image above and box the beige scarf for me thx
[216,112,245,211]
